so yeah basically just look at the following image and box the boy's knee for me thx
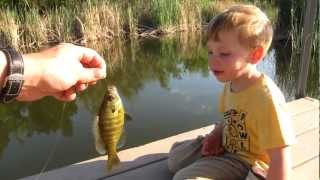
[172,168,206,180]
[167,142,184,173]
[168,157,180,173]
[172,170,184,180]
[172,168,190,180]
[168,137,204,173]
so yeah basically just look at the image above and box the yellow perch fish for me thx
[93,85,125,171]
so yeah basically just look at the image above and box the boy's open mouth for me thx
[213,70,224,76]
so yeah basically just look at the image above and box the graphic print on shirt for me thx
[223,109,249,153]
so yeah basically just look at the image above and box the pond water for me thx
[0,34,318,179]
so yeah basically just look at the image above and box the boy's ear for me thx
[249,46,264,64]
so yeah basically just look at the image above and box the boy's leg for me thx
[168,136,204,173]
[173,153,250,180]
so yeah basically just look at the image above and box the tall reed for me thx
[0,0,275,51]
[151,0,179,29]
[19,8,47,49]
[0,9,19,48]
[81,1,123,41]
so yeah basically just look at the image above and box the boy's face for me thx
[207,30,253,83]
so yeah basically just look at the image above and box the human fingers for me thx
[75,82,88,92]
[77,46,106,75]
[62,93,77,101]
[201,142,210,156]
[53,89,77,101]
[89,81,96,85]
[78,67,105,84]
[208,147,224,156]
[201,148,209,156]
[53,93,76,101]
[216,147,224,155]
[208,148,218,155]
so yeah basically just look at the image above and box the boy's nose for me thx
[208,55,220,66]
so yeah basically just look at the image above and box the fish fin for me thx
[124,113,133,121]
[107,154,120,171]
[92,116,106,155]
[117,128,127,149]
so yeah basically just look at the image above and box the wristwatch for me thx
[0,48,24,103]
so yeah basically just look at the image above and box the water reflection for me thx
[0,32,319,179]
[0,99,76,157]
[81,33,209,113]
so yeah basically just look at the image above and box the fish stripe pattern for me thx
[92,85,126,171]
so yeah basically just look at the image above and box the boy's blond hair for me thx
[208,5,273,52]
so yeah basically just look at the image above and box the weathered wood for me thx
[291,128,319,167]
[287,97,319,116]
[296,0,318,98]
[288,97,319,135]
[292,157,319,180]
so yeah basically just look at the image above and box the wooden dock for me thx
[21,97,319,180]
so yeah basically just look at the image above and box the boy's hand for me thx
[201,123,224,156]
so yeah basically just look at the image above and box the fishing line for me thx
[34,102,67,180]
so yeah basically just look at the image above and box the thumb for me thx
[79,68,106,83]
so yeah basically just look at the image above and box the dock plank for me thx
[291,110,319,136]
[292,157,319,180]
[286,97,319,116]
[291,128,319,167]
[20,126,213,180]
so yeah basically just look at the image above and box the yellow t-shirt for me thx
[219,74,296,169]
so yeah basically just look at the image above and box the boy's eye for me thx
[220,53,230,57]
[208,51,213,55]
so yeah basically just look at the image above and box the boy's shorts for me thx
[168,136,265,180]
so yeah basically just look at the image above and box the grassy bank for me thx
[0,0,217,51]
[0,0,277,51]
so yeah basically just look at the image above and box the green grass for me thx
[151,0,180,28]
[0,8,19,48]
[0,0,222,50]
[0,0,280,51]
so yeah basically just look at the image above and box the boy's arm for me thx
[266,146,293,180]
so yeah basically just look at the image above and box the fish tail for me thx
[107,153,120,171]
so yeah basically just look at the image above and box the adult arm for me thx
[0,51,7,88]
[0,43,106,102]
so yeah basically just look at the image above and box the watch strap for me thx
[0,48,24,103]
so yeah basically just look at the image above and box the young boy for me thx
[168,4,296,180]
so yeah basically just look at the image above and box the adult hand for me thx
[17,43,106,101]
[201,123,224,156]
